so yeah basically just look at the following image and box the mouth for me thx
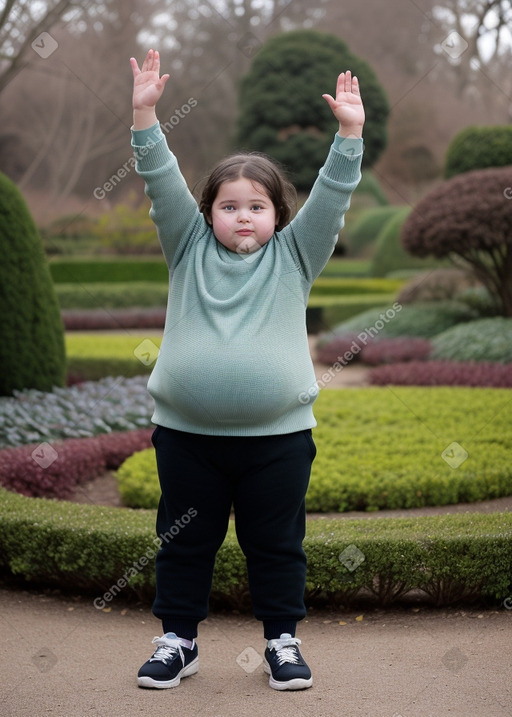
[236,229,254,236]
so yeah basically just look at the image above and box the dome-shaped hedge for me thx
[0,172,65,394]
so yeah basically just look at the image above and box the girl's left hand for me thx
[322,71,365,138]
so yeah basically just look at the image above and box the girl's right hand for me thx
[130,49,170,110]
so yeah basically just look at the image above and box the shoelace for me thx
[149,636,184,664]
[268,637,302,666]
[273,645,301,666]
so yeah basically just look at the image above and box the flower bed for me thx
[370,361,512,387]
[0,376,153,449]
[0,429,152,499]
[116,387,512,512]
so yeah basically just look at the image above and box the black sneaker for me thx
[263,633,312,690]
[137,632,199,688]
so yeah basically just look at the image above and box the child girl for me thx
[130,48,365,691]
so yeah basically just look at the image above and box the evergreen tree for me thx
[236,29,389,191]
[0,172,66,395]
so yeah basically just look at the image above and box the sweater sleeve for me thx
[279,135,363,284]
[131,122,203,267]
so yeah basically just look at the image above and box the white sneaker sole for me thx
[137,657,199,689]
[263,661,313,690]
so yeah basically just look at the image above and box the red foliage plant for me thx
[0,429,152,499]
[369,361,512,387]
[401,166,512,316]
[316,334,431,367]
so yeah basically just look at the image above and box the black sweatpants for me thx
[151,425,316,641]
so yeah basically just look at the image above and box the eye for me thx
[223,205,235,211]
[251,204,264,211]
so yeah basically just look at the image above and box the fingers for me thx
[334,71,360,97]
[322,93,336,111]
[129,57,140,78]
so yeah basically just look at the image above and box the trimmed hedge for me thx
[66,333,162,383]
[1,487,510,608]
[370,361,512,387]
[49,258,169,283]
[431,318,512,363]
[55,282,169,309]
[310,277,404,296]
[116,388,512,513]
[62,308,167,331]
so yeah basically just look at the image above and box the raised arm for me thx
[130,50,202,267]
[282,71,365,282]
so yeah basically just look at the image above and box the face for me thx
[210,177,277,255]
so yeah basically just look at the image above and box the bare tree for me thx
[429,0,512,99]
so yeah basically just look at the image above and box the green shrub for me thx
[1,488,510,607]
[117,387,512,513]
[346,206,405,256]
[370,207,444,277]
[351,171,390,207]
[66,333,162,381]
[117,448,159,508]
[456,286,502,317]
[444,125,512,179]
[327,301,477,340]
[0,172,66,395]
[431,318,512,363]
[397,269,480,305]
[49,259,168,284]
[91,195,160,253]
[55,282,169,309]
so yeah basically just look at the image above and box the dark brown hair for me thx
[198,152,297,231]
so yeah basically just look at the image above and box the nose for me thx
[238,208,250,222]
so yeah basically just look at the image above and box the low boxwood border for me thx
[1,488,510,609]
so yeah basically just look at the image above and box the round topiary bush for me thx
[444,125,512,179]
[347,206,405,257]
[236,29,389,191]
[370,207,443,277]
[431,318,512,363]
[0,172,65,395]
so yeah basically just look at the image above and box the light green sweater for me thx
[131,123,363,435]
